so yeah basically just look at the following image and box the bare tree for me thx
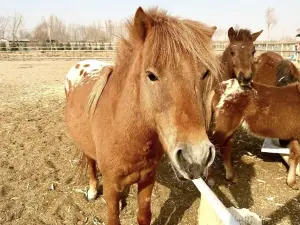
[265,7,277,40]
[32,18,48,41]
[33,15,68,42]
[10,12,23,41]
[105,20,114,42]
[0,16,10,39]
[19,29,32,39]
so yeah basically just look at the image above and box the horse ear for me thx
[252,30,263,41]
[210,26,217,37]
[228,27,237,42]
[134,7,153,41]
[208,26,217,38]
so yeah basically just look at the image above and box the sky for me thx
[1,0,300,40]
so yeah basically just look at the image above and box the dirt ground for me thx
[0,61,299,225]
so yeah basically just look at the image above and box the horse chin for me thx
[170,161,190,181]
[240,81,253,90]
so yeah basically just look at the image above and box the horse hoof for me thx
[231,176,238,184]
[207,178,215,187]
[287,182,298,190]
[226,173,238,183]
[87,188,98,201]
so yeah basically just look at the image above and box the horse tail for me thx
[275,60,300,87]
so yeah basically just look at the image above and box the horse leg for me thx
[137,174,155,225]
[287,140,300,189]
[86,156,99,200]
[221,136,238,183]
[212,115,241,183]
[103,177,121,225]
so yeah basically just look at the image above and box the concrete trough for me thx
[192,178,240,225]
[261,138,300,176]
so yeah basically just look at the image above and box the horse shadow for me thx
[211,128,283,209]
[151,129,259,225]
[153,153,200,225]
[264,193,300,225]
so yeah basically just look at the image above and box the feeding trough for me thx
[261,138,300,176]
[193,179,262,224]
[193,178,239,225]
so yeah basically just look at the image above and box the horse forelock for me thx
[231,29,253,43]
[114,7,221,88]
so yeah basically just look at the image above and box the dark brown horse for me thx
[65,7,220,225]
[211,79,300,189]
[220,27,263,86]
[253,51,300,86]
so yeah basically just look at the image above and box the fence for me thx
[214,41,300,66]
[0,42,299,66]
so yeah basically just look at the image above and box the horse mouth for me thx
[240,81,253,90]
[170,161,207,181]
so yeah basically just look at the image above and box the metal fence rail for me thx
[0,42,299,66]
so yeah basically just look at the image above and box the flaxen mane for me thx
[87,7,221,116]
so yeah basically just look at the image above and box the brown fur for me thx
[65,7,220,225]
[253,51,300,85]
[212,80,300,189]
[220,27,263,86]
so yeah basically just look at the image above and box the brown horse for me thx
[211,79,300,189]
[65,7,220,225]
[220,27,263,86]
[253,51,300,86]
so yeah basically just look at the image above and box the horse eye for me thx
[202,69,210,80]
[147,72,158,81]
[230,50,235,56]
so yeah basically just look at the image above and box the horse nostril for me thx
[206,146,213,166]
[238,72,244,81]
[177,149,183,160]
[176,149,185,165]
[247,73,253,81]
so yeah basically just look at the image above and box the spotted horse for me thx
[65,59,114,97]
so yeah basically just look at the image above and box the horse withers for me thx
[65,7,220,225]
[211,79,300,189]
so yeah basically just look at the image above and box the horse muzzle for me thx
[170,141,215,180]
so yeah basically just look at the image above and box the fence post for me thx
[280,43,283,57]
[22,46,25,61]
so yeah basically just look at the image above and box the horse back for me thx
[65,61,113,160]
[253,52,283,85]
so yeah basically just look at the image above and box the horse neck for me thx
[218,47,233,81]
[221,46,234,77]
[106,59,155,140]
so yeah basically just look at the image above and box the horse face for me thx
[134,7,218,180]
[140,60,215,180]
[227,28,263,87]
[230,43,255,87]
